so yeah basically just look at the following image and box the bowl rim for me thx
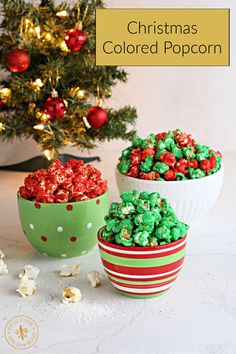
[17,189,109,205]
[115,163,224,185]
[97,227,187,251]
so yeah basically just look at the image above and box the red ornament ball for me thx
[87,106,108,129]
[44,96,67,120]
[0,99,4,107]
[6,49,30,73]
[64,28,87,52]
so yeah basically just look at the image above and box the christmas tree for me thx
[0,0,137,160]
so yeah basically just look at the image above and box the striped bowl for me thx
[98,229,187,299]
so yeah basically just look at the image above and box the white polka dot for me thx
[81,250,87,255]
[42,252,48,256]
[87,223,92,229]
[29,224,35,230]
[61,254,67,258]
[57,226,63,232]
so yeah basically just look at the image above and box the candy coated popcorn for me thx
[117,129,222,181]
[19,159,107,203]
[102,190,189,247]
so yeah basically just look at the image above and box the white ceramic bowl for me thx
[115,165,224,223]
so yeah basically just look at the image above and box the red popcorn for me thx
[210,155,216,169]
[127,165,139,178]
[19,159,107,203]
[176,158,189,175]
[163,169,177,181]
[140,171,160,180]
[158,152,176,167]
[188,159,198,169]
[200,159,211,174]
[155,132,168,141]
[130,153,142,166]
[141,147,155,160]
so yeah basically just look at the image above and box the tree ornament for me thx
[44,90,67,120]
[86,106,108,129]
[64,28,87,52]
[0,99,4,107]
[6,49,30,73]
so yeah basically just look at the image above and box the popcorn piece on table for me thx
[0,250,5,259]
[19,264,40,279]
[59,262,81,277]
[16,276,36,297]
[62,287,82,304]
[87,271,103,287]
[0,259,8,275]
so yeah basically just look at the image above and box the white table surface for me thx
[0,151,235,354]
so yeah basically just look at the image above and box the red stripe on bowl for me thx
[108,276,178,289]
[101,257,185,276]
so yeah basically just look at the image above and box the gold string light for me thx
[44,149,55,161]
[56,10,68,17]
[33,124,45,131]
[0,123,5,132]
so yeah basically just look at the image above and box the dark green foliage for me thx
[0,0,137,154]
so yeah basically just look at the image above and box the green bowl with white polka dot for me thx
[17,191,109,258]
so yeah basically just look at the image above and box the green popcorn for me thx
[159,241,168,245]
[153,162,169,174]
[115,229,133,246]
[155,225,171,243]
[102,228,115,243]
[195,144,210,161]
[132,135,143,148]
[140,156,153,172]
[157,177,165,181]
[164,135,175,150]
[148,192,160,207]
[142,134,156,148]
[172,146,183,159]
[161,217,176,228]
[134,214,143,226]
[170,227,182,241]
[188,168,206,179]
[151,208,162,222]
[157,198,171,214]
[143,223,155,233]
[149,237,158,246]
[117,161,130,174]
[120,218,134,231]
[154,150,166,161]
[121,148,131,159]
[157,140,166,150]
[142,211,157,225]
[121,191,136,203]
[109,202,121,218]
[112,221,122,233]
[139,191,150,200]
[134,230,150,246]
[106,218,117,231]
[176,172,188,181]
[182,146,196,160]
[136,199,150,213]
[121,202,135,215]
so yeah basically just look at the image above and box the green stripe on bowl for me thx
[120,290,170,299]
[108,273,178,285]
[99,248,185,268]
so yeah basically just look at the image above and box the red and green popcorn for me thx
[117,129,222,181]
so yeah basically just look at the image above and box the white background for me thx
[0,0,235,164]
